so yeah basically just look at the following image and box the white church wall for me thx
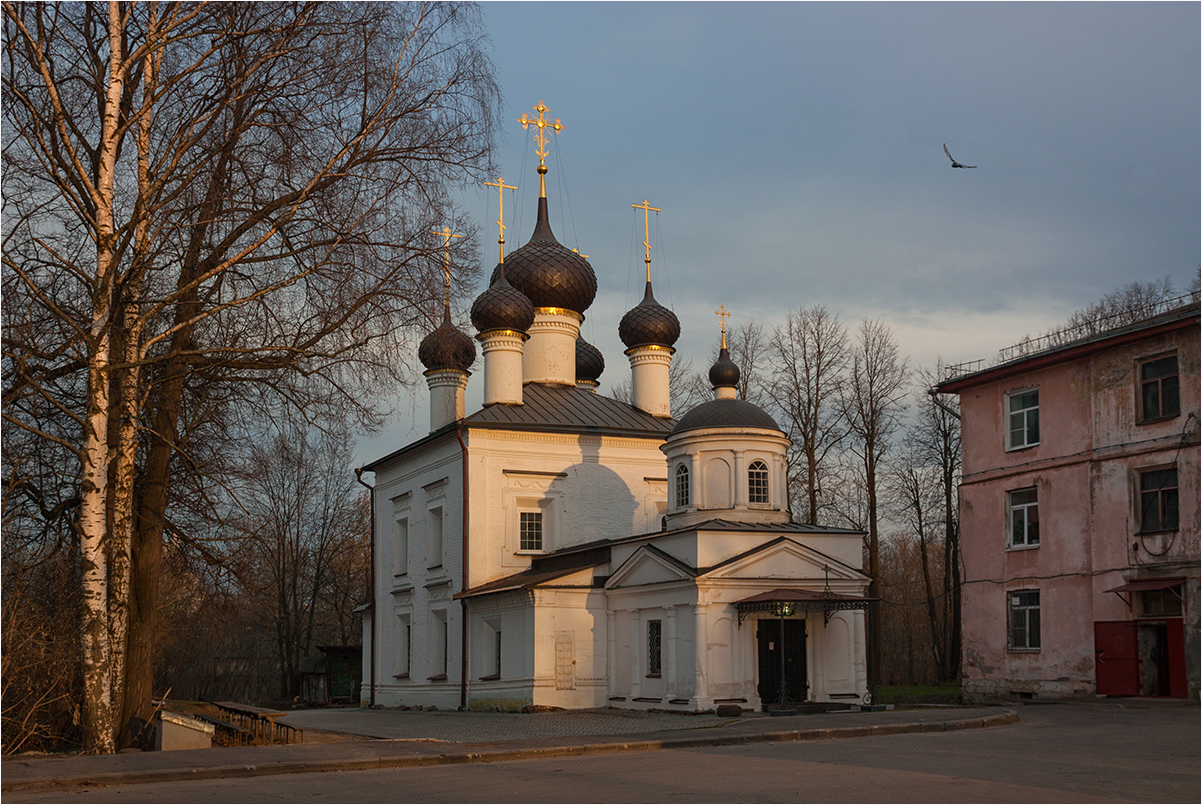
[369,434,466,709]
[466,429,669,586]
[529,588,609,708]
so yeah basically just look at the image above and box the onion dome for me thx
[708,344,740,389]
[575,337,605,383]
[471,265,535,334]
[671,398,781,436]
[489,197,596,314]
[418,308,476,372]
[618,282,681,349]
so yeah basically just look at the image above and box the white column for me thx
[524,308,581,386]
[626,345,673,417]
[426,370,468,433]
[733,449,746,509]
[478,330,525,405]
[692,602,708,707]
[606,611,617,700]
[629,610,642,699]
[688,453,701,509]
[664,606,677,700]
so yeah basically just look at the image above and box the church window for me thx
[394,615,411,678]
[520,511,543,551]
[748,460,769,504]
[429,610,448,679]
[393,518,409,576]
[482,617,502,679]
[647,619,662,676]
[675,464,690,508]
[427,507,443,569]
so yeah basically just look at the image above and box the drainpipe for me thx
[355,468,376,708]
[456,426,470,711]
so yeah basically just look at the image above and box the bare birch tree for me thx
[3,1,498,750]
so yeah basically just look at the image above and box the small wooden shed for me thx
[300,645,362,705]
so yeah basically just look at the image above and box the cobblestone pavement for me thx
[278,706,730,742]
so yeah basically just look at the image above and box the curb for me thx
[2,711,1020,793]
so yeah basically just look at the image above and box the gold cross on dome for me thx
[631,199,661,284]
[483,177,516,264]
[715,304,730,348]
[517,100,564,197]
[432,226,463,306]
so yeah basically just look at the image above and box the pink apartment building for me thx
[937,300,1199,701]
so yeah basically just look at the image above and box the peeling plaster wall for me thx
[957,321,1200,701]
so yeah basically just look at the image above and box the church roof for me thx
[670,398,781,435]
[361,383,673,470]
[465,383,675,436]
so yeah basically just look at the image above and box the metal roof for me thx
[464,383,675,436]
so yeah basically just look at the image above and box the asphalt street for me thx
[8,701,1198,803]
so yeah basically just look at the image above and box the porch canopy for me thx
[1104,577,1184,606]
[734,588,876,626]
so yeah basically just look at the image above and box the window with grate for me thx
[1139,467,1178,533]
[647,619,662,676]
[675,463,690,508]
[520,511,543,551]
[748,460,769,504]
[1008,590,1040,651]
[1140,355,1180,422]
[1008,487,1039,548]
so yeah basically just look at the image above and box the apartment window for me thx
[1140,355,1180,422]
[748,460,769,504]
[394,615,411,678]
[1139,467,1178,533]
[429,611,448,680]
[1140,585,1183,618]
[519,511,543,551]
[1006,389,1040,450]
[647,619,662,676]
[1008,590,1040,651]
[427,507,443,569]
[675,463,690,508]
[1008,488,1040,548]
[393,518,409,576]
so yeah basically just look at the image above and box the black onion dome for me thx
[708,345,740,388]
[671,398,781,436]
[471,268,535,334]
[575,337,605,382]
[618,282,681,349]
[489,197,596,313]
[418,310,476,372]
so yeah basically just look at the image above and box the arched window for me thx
[675,463,690,508]
[748,460,769,504]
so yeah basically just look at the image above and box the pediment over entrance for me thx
[605,545,695,590]
[702,537,867,583]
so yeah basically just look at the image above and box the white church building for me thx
[358,120,872,712]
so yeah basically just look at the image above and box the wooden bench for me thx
[209,702,303,745]
[193,713,252,747]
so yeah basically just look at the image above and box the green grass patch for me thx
[875,684,961,704]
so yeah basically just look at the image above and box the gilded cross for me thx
[517,100,564,197]
[483,177,516,264]
[432,227,463,307]
[631,199,661,284]
[715,304,730,349]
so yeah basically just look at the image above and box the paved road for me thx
[10,702,1198,803]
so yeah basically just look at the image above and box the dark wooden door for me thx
[757,619,807,704]
[1094,620,1138,696]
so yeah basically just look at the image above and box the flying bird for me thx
[944,144,977,169]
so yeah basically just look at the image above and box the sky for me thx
[358,2,1200,465]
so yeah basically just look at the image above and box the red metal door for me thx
[1094,621,1138,696]
[1166,618,1187,699]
